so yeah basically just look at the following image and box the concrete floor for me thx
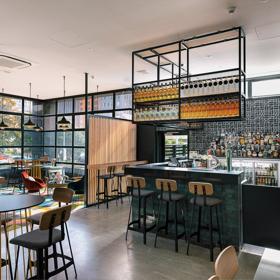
[52,199,260,280]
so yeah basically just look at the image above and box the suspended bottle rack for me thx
[132,27,246,123]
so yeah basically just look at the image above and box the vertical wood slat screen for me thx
[87,116,137,205]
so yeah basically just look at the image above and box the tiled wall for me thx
[189,96,280,153]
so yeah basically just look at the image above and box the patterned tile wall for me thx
[189,96,280,153]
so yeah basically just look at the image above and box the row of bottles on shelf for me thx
[180,76,240,98]
[134,104,178,121]
[256,166,278,186]
[209,132,280,158]
[180,97,240,119]
[134,83,179,103]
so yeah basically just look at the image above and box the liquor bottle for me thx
[213,79,218,94]
[189,82,194,97]
[208,80,213,95]
[234,77,240,92]
[198,82,203,96]
[223,78,229,93]
[228,77,235,92]
[218,79,223,94]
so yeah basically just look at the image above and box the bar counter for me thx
[125,162,244,248]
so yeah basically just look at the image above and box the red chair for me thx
[21,171,47,193]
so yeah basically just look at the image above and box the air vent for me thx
[0,55,31,72]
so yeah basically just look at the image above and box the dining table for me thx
[0,194,44,280]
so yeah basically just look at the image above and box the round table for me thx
[0,195,45,278]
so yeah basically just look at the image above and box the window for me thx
[115,91,132,109]
[57,131,72,146]
[57,115,72,130]
[57,148,72,163]
[0,131,21,146]
[252,78,280,97]
[56,163,72,176]
[44,147,55,159]
[0,148,21,161]
[58,99,73,114]
[115,110,132,120]
[2,97,22,113]
[24,147,43,159]
[44,116,56,131]
[74,148,85,163]
[73,165,85,176]
[75,115,85,129]
[2,115,21,129]
[24,131,43,146]
[74,131,85,146]
[24,116,43,130]
[93,93,113,111]
[44,132,55,146]
[94,112,113,117]
[24,100,43,115]
[43,101,56,115]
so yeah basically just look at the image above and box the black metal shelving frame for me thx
[132,26,246,124]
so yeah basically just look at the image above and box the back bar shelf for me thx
[132,27,246,123]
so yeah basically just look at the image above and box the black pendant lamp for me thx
[0,89,8,130]
[24,83,36,129]
[34,94,42,132]
[57,76,71,130]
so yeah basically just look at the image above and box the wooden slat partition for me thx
[87,116,140,205]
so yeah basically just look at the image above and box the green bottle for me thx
[226,147,232,172]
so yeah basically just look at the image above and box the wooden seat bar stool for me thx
[187,181,223,261]
[154,178,187,252]
[125,176,156,245]
[97,166,117,209]
[27,188,77,278]
[114,164,128,204]
[10,205,73,280]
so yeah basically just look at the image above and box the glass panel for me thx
[75,97,85,112]
[24,131,43,146]
[75,114,85,129]
[43,101,56,115]
[115,91,132,109]
[0,165,12,177]
[56,163,72,176]
[115,110,132,120]
[2,115,21,129]
[57,148,72,163]
[24,100,43,115]
[57,115,72,130]
[44,116,56,131]
[57,99,73,114]
[252,79,280,97]
[57,131,72,146]
[24,116,43,130]
[44,147,55,159]
[74,131,85,146]
[24,147,43,159]
[0,131,21,146]
[74,148,85,163]
[73,165,85,176]
[94,112,113,117]
[93,93,113,111]
[88,96,92,111]
[0,148,21,162]
[2,97,22,113]
[44,132,55,146]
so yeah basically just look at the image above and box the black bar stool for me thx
[97,166,116,209]
[126,176,156,245]
[113,164,128,204]
[154,178,187,252]
[186,181,223,261]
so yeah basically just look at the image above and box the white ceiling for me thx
[0,0,280,99]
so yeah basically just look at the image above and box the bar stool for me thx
[113,164,128,204]
[27,188,77,278]
[97,166,116,209]
[10,205,73,280]
[186,181,223,261]
[126,176,156,244]
[154,179,187,252]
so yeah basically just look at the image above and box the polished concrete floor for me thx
[52,199,260,280]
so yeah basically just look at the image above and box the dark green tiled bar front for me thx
[125,163,244,248]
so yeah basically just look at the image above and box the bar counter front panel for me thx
[125,163,244,248]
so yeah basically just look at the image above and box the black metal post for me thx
[84,72,89,207]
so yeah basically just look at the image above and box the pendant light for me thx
[0,89,8,130]
[57,76,71,130]
[24,83,36,128]
[34,95,42,132]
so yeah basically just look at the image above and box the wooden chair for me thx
[31,160,42,179]
[208,275,220,280]
[214,245,238,280]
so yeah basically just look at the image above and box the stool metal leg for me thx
[65,223,78,278]
[165,202,169,235]
[138,197,141,229]
[197,206,202,243]
[44,248,49,279]
[215,206,222,251]
[3,222,13,280]
[104,179,109,209]
[126,198,132,241]
[174,201,178,252]
[14,246,20,280]
[154,198,163,248]
[53,244,58,270]
[36,249,44,279]
[187,203,195,255]
[143,197,147,245]
[97,175,100,209]
[59,241,69,280]
[209,206,214,262]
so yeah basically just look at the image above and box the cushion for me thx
[28,176,36,182]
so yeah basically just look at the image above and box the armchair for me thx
[21,171,47,193]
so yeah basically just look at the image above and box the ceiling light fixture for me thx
[34,94,42,132]
[24,83,36,129]
[0,89,8,130]
[57,76,71,130]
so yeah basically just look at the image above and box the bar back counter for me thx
[126,163,244,249]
